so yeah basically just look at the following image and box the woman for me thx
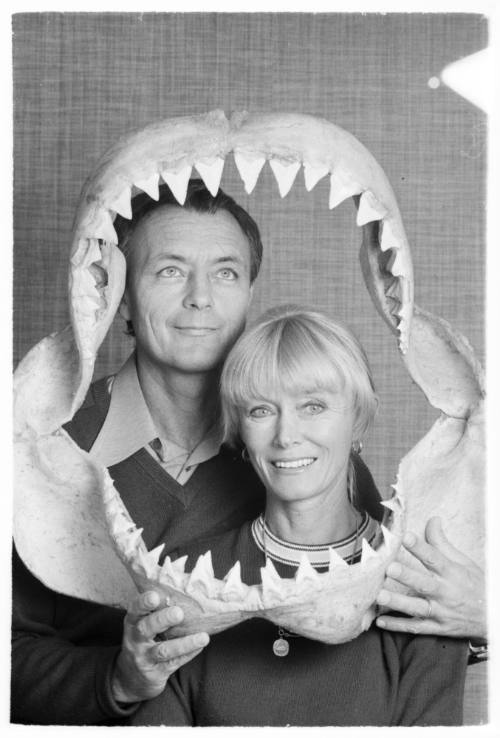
[131,305,467,727]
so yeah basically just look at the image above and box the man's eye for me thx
[216,268,237,280]
[248,406,272,418]
[158,266,182,278]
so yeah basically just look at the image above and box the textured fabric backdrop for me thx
[13,11,486,497]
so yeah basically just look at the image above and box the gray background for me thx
[12,12,487,494]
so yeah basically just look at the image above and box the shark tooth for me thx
[187,551,216,597]
[303,162,329,191]
[119,526,144,557]
[385,278,400,300]
[269,158,301,197]
[90,209,118,243]
[356,190,388,226]
[161,165,192,205]
[194,157,225,197]
[381,524,397,549]
[109,511,135,537]
[108,186,133,219]
[134,547,160,579]
[242,586,263,610]
[295,553,320,587]
[329,171,363,209]
[160,555,187,588]
[388,249,407,278]
[221,561,247,601]
[260,558,285,602]
[134,172,160,201]
[380,219,399,252]
[328,547,349,571]
[360,538,378,565]
[233,152,266,194]
[381,496,403,513]
[84,239,102,265]
[147,543,166,567]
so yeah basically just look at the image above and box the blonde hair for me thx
[220,304,378,449]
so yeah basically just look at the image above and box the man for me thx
[11,181,485,725]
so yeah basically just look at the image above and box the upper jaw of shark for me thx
[69,110,414,411]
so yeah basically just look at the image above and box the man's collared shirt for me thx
[89,353,223,485]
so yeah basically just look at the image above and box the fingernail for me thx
[376,618,386,628]
[144,591,157,608]
[196,633,209,647]
[170,606,183,622]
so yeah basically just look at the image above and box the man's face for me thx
[120,206,254,375]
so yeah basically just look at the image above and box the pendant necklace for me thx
[262,514,361,657]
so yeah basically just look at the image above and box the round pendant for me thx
[273,637,289,657]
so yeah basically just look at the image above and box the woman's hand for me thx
[375,516,486,640]
[111,590,210,704]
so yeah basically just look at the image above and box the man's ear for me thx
[118,290,131,322]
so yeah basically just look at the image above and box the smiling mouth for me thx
[272,457,316,470]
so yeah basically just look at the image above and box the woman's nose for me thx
[273,411,299,448]
[182,273,213,310]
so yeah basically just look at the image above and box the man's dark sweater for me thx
[11,377,381,726]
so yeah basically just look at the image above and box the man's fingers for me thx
[127,590,165,619]
[402,531,448,573]
[154,632,209,663]
[385,561,439,597]
[376,588,435,619]
[136,605,185,641]
[375,614,443,636]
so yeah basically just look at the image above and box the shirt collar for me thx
[89,353,159,467]
[89,353,224,470]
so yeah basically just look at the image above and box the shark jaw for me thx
[14,111,417,645]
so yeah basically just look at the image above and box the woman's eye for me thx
[304,402,325,415]
[158,266,182,278]
[216,268,237,280]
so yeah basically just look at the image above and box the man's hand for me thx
[375,516,486,639]
[112,590,210,704]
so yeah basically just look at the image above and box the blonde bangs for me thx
[221,306,378,446]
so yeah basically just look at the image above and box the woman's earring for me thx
[351,440,363,455]
[241,447,250,462]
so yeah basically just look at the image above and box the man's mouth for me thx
[272,457,316,470]
[175,326,218,336]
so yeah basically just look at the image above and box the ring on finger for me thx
[423,599,433,619]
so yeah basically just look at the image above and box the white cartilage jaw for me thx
[15,111,424,646]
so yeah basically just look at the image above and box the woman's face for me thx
[239,386,356,506]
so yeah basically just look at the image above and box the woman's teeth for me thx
[273,458,316,469]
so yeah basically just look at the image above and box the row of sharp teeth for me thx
[75,153,407,334]
[104,478,404,608]
[91,152,400,254]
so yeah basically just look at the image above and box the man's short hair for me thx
[115,179,263,282]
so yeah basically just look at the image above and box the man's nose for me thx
[273,410,300,448]
[182,273,213,310]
